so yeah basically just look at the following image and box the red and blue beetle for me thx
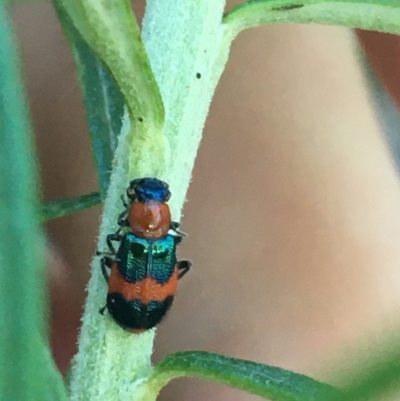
[97,178,191,333]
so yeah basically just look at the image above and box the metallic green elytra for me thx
[115,233,177,283]
[100,232,191,332]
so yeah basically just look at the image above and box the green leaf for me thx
[152,351,340,401]
[53,1,125,198]
[0,3,67,400]
[40,192,101,222]
[53,0,164,128]
[224,0,400,38]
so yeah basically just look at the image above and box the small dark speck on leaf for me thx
[272,4,304,11]
[138,117,143,122]
[196,72,201,79]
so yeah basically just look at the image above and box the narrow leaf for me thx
[153,351,340,401]
[0,3,67,400]
[53,1,125,197]
[40,192,101,222]
[53,0,164,127]
[224,0,400,38]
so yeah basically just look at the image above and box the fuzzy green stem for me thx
[140,0,231,219]
[68,115,157,401]
[68,1,232,400]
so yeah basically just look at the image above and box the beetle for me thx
[97,178,191,332]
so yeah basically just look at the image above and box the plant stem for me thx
[69,114,158,401]
[68,1,233,400]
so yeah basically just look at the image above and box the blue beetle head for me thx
[127,178,171,202]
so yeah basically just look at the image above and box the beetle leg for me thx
[106,232,123,254]
[171,221,180,229]
[177,260,192,279]
[100,256,113,282]
[117,196,131,227]
[170,221,187,237]
[174,235,183,245]
[99,305,107,315]
[96,250,114,257]
[121,194,129,208]
[117,210,129,228]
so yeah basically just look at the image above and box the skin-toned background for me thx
[11,1,400,400]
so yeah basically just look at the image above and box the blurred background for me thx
[10,1,400,400]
